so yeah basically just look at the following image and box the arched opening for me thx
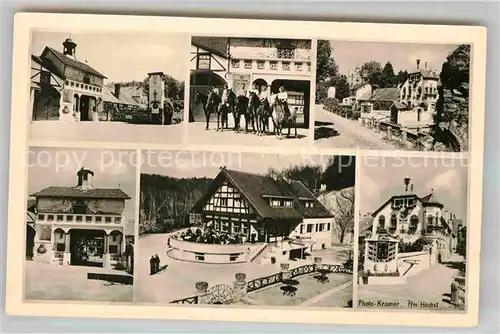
[390,215,397,233]
[270,79,311,128]
[378,215,385,230]
[410,215,419,232]
[252,78,268,92]
[189,70,227,122]
[70,229,106,267]
[109,230,124,257]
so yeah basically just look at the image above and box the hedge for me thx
[323,97,361,121]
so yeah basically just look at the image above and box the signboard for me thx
[148,73,165,113]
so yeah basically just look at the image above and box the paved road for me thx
[314,105,398,150]
[30,121,185,144]
[187,113,310,147]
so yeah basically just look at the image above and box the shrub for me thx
[351,111,361,120]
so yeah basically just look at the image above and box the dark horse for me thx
[234,95,250,133]
[194,90,221,130]
[252,94,272,136]
[217,89,236,131]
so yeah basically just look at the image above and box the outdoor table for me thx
[281,279,299,296]
[316,269,331,283]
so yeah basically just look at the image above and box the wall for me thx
[169,237,250,264]
[296,218,333,250]
[372,199,425,242]
[37,197,126,215]
[64,66,104,87]
[396,251,430,277]
[190,45,227,72]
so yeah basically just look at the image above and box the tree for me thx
[360,61,383,86]
[440,44,470,95]
[332,187,354,244]
[333,74,350,100]
[321,155,356,191]
[267,165,322,192]
[380,62,396,88]
[396,70,409,85]
[456,226,467,258]
[316,40,338,82]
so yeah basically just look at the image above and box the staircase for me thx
[252,243,278,264]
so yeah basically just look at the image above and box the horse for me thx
[234,95,250,133]
[283,106,298,138]
[255,96,272,136]
[247,91,260,133]
[217,89,236,131]
[270,94,285,139]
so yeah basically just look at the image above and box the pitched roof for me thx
[370,88,400,102]
[31,186,130,200]
[409,69,439,80]
[351,82,370,91]
[192,37,229,58]
[359,215,374,236]
[420,192,443,207]
[392,101,408,110]
[44,47,107,79]
[102,86,121,104]
[118,86,146,106]
[192,168,333,220]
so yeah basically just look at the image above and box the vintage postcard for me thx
[6,13,486,328]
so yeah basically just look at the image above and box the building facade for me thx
[28,168,131,269]
[190,167,334,261]
[190,37,312,127]
[346,66,363,89]
[30,38,107,122]
[367,177,457,262]
[399,59,439,110]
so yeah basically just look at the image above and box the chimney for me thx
[425,61,428,70]
[404,177,411,192]
[77,167,95,190]
[444,210,449,221]
[416,59,421,70]
[115,83,121,99]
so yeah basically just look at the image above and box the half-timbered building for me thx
[190,167,334,257]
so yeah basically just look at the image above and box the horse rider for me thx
[277,85,290,117]
[258,85,269,104]
[221,84,231,108]
[236,82,248,99]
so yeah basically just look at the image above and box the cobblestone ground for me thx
[314,105,399,150]
[357,263,463,311]
[24,261,133,302]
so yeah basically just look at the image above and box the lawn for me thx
[247,273,352,307]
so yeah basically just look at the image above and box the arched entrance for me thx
[189,70,227,122]
[32,85,61,120]
[70,229,106,267]
[252,78,268,92]
[270,79,311,128]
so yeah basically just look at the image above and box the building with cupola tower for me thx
[27,167,131,270]
[367,177,458,262]
[30,37,106,122]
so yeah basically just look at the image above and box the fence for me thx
[170,295,199,304]
[289,264,315,278]
[246,272,283,293]
[319,263,353,274]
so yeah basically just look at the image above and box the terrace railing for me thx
[290,264,315,278]
[319,263,353,274]
[246,272,283,292]
[170,295,199,304]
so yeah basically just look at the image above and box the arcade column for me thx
[63,232,71,266]
[102,233,111,269]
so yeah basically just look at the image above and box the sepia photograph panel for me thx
[29,31,186,143]
[315,41,470,152]
[356,156,468,312]
[136,150,355,308]
[25,147,138,302]
[188,37,313,146]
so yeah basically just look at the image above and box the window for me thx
[66,215,73,222]
[315,224,319,232]
[197,54,210,70]
[195,253,205,261]
[231,59,240,68]
[40,70,51,84]
[327,223,331,231]
[295,62,303,71]
[390,215,397,228]
[76,215,83,222]
[270,61,278,70]
[282,251,286,255]
[38,214,45,220]
[114,217,121,224]
[222,222,229,232]
[109,245,118,254]
[378,215,385,229]
[105,217,112,223]
[56,243,65,252]
[85,216,92,223]
[319,224,325,232]
[410,215,419,230]
[233,222,241,234]
[306,224,313,233]
[72,201,88,214]
[427,216,434,225]
[70,81,74,87]
[244,60,253,69]
[83,75,90,84]
[300,224,304,234]
[282,62,290,71]
[95,216,102,223]
[47,215,54,221]
[56,215,64,222]
[257,60,265,69]
[219,198,228,207]
[229,253,239,262]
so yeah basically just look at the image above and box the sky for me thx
[28,147,138,221]
[359,156,469,223]
[328,40,460,74]
[31,31,187,82]
[140,150,350,179]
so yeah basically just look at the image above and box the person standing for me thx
[154,253,161,273]
[149,255,155,275]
